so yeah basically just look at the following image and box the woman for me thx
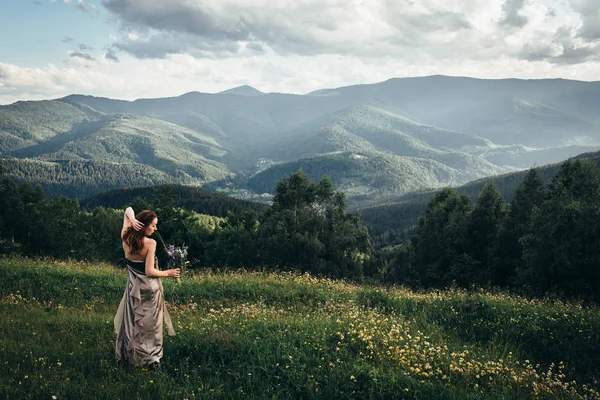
[114,207,180,367]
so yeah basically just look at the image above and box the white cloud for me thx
[63,0,97,13]
[97,0,599,70]
[1,46,599,105]
[69,51,95,61]
[1,0,599,104]
[0,62,125,104]
[518,26,599,64]
[100,0,492,59]
[499,0,529,28]
[569,0,600,40]
[105,50,120,62]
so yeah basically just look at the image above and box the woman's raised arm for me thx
[121,207,143,239]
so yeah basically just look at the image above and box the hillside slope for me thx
[1,258,598,399]
[248,151,468,201]
[359,150,600,236]
[81,184,268,216]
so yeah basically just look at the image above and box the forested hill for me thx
[81,184,268,217]
[2,76,600,203]
[360,149,600,237]
[0,157,186,199]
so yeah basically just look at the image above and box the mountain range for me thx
[1,75,599,203]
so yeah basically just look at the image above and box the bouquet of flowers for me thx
[156,232,189,284]
[167,244,188,282]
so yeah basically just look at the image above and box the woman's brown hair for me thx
[122,210,157,255]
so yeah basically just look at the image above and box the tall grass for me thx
[1,256,599,399]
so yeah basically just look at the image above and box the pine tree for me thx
[259,170,372,278]
[491,168,544,286]
[0,167,24,243]
[411,188,472,287]
[519,160,600,297]
[466,180,505,285]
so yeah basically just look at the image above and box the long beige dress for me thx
[114,258,175,366]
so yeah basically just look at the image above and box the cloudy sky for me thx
[0,0,598,104]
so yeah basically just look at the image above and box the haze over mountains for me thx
[1,75,599,203]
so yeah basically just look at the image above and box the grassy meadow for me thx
[1,256,599,399]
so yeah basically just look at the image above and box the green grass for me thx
[1,257,599,399]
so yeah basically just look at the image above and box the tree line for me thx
[382,159,600,300]
[81,184,268,218]
[2,160,600,300]
[0,167,372,280]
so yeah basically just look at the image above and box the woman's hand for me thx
[130,218,144,231]
[167,268,181,278]
[123,207,144,235]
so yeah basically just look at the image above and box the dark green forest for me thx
[361,151,600,244]
[0,167,371,280]
[2,161,599,300]
[81,184,268,217]
[380,160,600,299]
[0,157,193,199]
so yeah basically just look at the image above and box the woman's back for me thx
[123,238,152,262]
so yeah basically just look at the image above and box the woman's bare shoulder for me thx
[143,237,157,248]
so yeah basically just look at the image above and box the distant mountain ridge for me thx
[218,85,265,96]
[1,75,599,202]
